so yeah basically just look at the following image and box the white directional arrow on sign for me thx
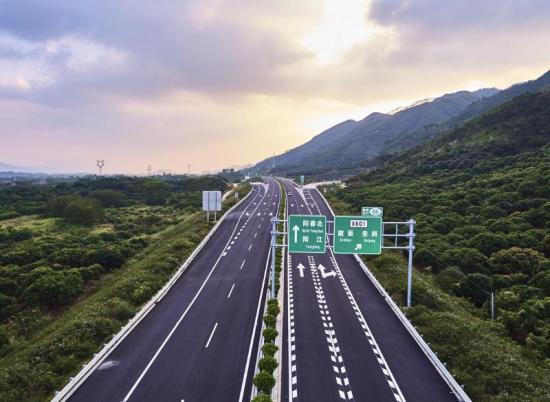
[292,225,300,243]
[296,263,305,278]
[354,244,363,251]
[318,264,336,278]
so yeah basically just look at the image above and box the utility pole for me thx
[96,160,104,176]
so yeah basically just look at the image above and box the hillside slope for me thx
[326,92,550,400]
[384,69,550,153]
[253,88,496,175]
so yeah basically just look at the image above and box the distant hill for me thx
[250,69,550,179]
[0,161,34,173]
[252,88,497,177]
[384,69,550,153]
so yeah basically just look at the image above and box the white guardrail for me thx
[52,189,253,402]
[318,185,471,402]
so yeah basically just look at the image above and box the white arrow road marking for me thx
[296,263,305,278]
[292,225,300,243]
[318,264,336,278]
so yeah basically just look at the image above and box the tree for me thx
[456,273,492,307]
[63,198,103,226]
[442,248,488,274]
[489,247,544,276]
[91,189,123,207]
[22,268,84,307]
[469,232,508,256]
[142,180,169,205]
[528,271,550,295]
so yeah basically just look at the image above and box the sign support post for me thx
[406,219,416,308]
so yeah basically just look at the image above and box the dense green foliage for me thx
[0,175,244,401]
[325,92,550,400]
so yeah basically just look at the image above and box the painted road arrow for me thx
[296,263,305,278]
[318,264,336,278]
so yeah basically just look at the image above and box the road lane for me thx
[281,179,400,402]
[69,178,280,402]
[307,185,457,402]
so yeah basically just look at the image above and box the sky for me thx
[1,0,550,174]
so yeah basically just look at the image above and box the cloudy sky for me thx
[1,0,550,173]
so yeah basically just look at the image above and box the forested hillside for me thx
[325,92,550,400]
[0,175,238,400]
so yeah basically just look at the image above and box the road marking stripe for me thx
[205,323,218,348]
[240,260,246,270]
[227,283,235,299]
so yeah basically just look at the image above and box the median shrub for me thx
[259,355,278,374]
[263,314,276,328]
[261,343,278,357]
[253,371,275,395]
[263,325,277,344]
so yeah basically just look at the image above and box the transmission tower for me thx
[96,160,105,176]
[187,163,191,175]
[147,164,152,176]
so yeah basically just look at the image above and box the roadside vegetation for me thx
[0,175,246,401]
[323,92,550,400]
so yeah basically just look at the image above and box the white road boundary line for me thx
[52,186,259,402]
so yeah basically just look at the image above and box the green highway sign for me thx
[333,216,382,255]
[288,215,326,253]
[361,206,383,217]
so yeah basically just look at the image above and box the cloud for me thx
[1,0,550,172]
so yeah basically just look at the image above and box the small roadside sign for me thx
[288,215,326,253]
[361,207,383,217]
[333,216,382,254]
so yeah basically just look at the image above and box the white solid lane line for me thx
[248,244,252,251]
[227,283,235,299]
[240,260,246,270]
[205,323,219,348]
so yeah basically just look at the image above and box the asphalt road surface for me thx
[68,177,281,402]
[280,178,458,402]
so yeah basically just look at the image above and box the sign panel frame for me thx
[333,215,382,255]
[202,191,222,212]
[288,214,327,254]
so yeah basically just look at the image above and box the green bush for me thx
[258,356,278,373]
[63,198,103,226]
[108,298,134,321]
[263,327,278,343]
[253,371,275,394]
[263,314,276,328]
[22,268,84,307]
[261,343,278,357]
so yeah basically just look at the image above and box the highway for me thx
[67,177,281,402]
[280,178,458,402]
